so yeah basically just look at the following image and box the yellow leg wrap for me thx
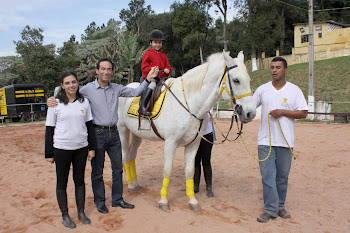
[186,179,195,198]
[124,163,133,184]
[160,177,170,198]
[130,160,137,180]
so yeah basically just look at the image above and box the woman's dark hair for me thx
[57,71,84,105]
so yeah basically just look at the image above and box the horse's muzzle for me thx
[239,107,256,123]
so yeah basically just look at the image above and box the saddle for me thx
[126,79,173,120]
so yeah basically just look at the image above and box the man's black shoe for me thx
[112,200,135,209]
[97,204,109,214]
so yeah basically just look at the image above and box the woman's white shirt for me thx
[46,98,93,150]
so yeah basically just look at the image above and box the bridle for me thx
[219,64,252,113]
[158,63,253,144]
[217,64,252,142]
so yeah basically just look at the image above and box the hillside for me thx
[249,56,350,113]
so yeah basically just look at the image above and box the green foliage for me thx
[233,0,308,57]
[119,0,154,34]
[198,0,230,51]
[250,56,350,113]
[0,56,20,87]
[81,22,98,42]
[315,0,350,23]
[57,36,81,73]
[76,20,125,84]
[170,0,215,71]
[118,32,147,83]
[77,20,124,59]
[14,25,60,97]
[2,0,350,97]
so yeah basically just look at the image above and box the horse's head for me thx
[220,51,256,123]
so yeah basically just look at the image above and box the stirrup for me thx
[138,116,151,130]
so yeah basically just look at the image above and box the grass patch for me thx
[297,119,321,123]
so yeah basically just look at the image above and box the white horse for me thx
[117,51,256,211]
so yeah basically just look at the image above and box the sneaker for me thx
[278,209,291,219]
[257,212,276,223]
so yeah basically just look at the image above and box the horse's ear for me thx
[237,51,244,62]
[223,50,234,66]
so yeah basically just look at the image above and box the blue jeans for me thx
[258,145,293,217]
[91,127,124,207]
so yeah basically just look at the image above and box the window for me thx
[318,33,322,38]
[301,35,309,43]
[316,26,322,31]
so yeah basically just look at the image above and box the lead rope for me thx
[239,112,295,162]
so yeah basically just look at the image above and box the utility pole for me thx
[308,0,315,119]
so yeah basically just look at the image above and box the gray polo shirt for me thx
[80,79,147,126]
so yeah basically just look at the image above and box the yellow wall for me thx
[294,22,350,55]
[244,23,350,71]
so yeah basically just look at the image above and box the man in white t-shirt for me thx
[254,57,308,223]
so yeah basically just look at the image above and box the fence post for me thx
[30,104,34,122]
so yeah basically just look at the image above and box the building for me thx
[245,20,350,72]
[294,20,350,58]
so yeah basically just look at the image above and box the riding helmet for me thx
[149,29,164,41]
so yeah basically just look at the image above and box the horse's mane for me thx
[180,52,223,94]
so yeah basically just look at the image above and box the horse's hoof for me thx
[128,185,141,192]
[189,203,201,211]
[159,203,170,211]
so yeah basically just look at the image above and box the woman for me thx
[194,108,215,197]
[45,71,95,229]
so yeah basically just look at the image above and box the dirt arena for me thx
[0,119,349,233]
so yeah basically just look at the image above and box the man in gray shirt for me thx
[49,58,158,214]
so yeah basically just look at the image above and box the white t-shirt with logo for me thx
[254,81,308,147]
[46,98,93,150]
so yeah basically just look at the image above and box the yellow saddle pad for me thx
[126,81,173,120]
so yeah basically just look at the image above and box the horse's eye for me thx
[233,78,240,84]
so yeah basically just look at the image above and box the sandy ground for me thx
[0,119,349,233]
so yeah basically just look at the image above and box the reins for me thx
[238,112,296,162]
[162,79,205,146]
[167,64,252,146]
[159,65,295,162]
[149,64,254,147]
[209,111,243,143]
[211,65,252,144]
[141,71,203,141]
[162,82,202,121]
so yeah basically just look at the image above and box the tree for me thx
[119,0,154,35]
[118,32,147,83]
[272,0,307,55]
[233,0,307,70]
[76,20,130,84]
[226,18,245,56]
[81,22,98,42]
[315,0,350,23]
[232,0,275,69]
[200,0,232,51]
[0,57,21,87]
[57,35,80,73]
[14,25,60,97]
[170,0,213,71]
